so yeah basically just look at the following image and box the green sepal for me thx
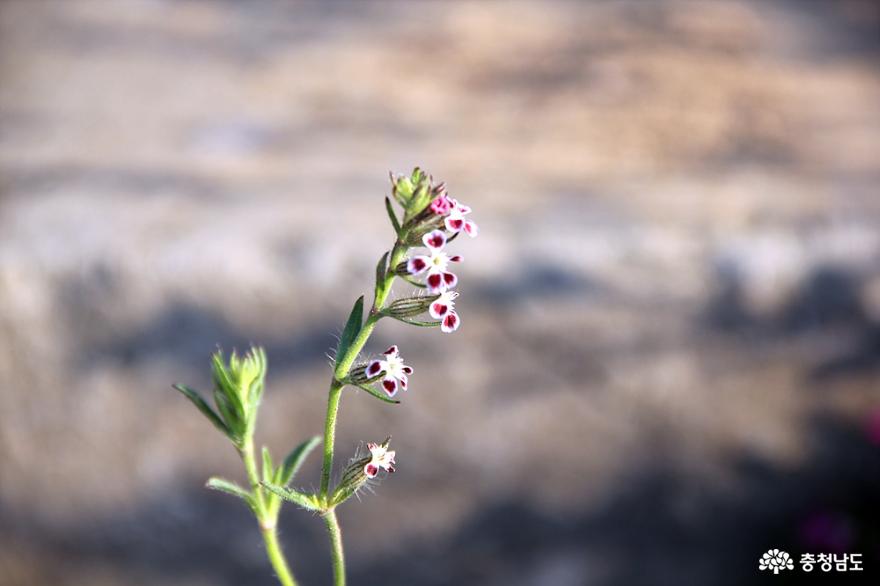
[261,483,323,512]
[385,196,401,235]
[334,296,364,378]
[352,382,401,404]
[206,477,254,507]
[276,435,322,486]
[172,384,231,438]
[391,172,414,206]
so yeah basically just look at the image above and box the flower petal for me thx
[407,256,429,275]
[464,220,479,237]
[382,377,398,397]
[426,272,444,293]
[399,374,408,390]
[441,311,461,333]
[445,217,465,233]
[449,255,462,262]
[442,272,458,288]
[401,365,413,375]
[364,463,379,478]
[383,345,399,357]
[423,230,447,251]
[367,360,384,377]
[430,301,450,319]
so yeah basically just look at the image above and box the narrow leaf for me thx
[352,382,401,404]
[206,477,252,503]
[261,483,322,512]
[386,315,442,328]
[385,196,401,235]
[335,295,364,374]
[400,274,427,288]
[261,446,274,484]
[277,435,321,485]
[372,251,391,306]
[172,384,230,437]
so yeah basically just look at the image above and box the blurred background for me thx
[1,1,879,585]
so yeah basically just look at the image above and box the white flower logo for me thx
[759,549,794,574]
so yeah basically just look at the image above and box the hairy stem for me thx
[243,439,298,586]
[319,379,344,497]
[323,510,346,586]
[316,238,409,584]
[261,525,297,586]
[320,239,407,498]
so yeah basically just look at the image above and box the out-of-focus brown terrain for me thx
[1,1,879,585]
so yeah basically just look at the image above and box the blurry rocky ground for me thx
[1,1,879,585]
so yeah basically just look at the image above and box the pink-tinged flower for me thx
[429,290,461,333]
[366,345,413,397]
[430,194,453,215]
[364,441,396,478]
[406,230,462,294]
[445,198,478,238]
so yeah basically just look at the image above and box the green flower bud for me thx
[210,346,267,448]
[382,295,440,319]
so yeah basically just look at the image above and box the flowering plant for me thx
[173,168,477,585]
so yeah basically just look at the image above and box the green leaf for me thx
[261,483,323,512]
[385,196,401,235]
[352,382,401,404]
[400,274,427,288]
[172,384,230,437]
[261,445,274,484]
[373,251,390,302]
[334,295,364,376]
[206,477,253,505]
[277,435,322,486]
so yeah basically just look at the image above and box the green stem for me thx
[323,510,346,586]
[320,240,408,499]
[262,526,297,586]
[243,440,298,586]
[319,380,344,497]
[316,238,409,584]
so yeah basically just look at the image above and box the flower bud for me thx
[210,347,267,447]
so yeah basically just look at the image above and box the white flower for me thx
[429,290,461,333]
[363,441,396,478]
[406,230,462,294]
[444,198,478,237]
[366,345,413,397]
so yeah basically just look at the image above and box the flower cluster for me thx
[403,191,478,333]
